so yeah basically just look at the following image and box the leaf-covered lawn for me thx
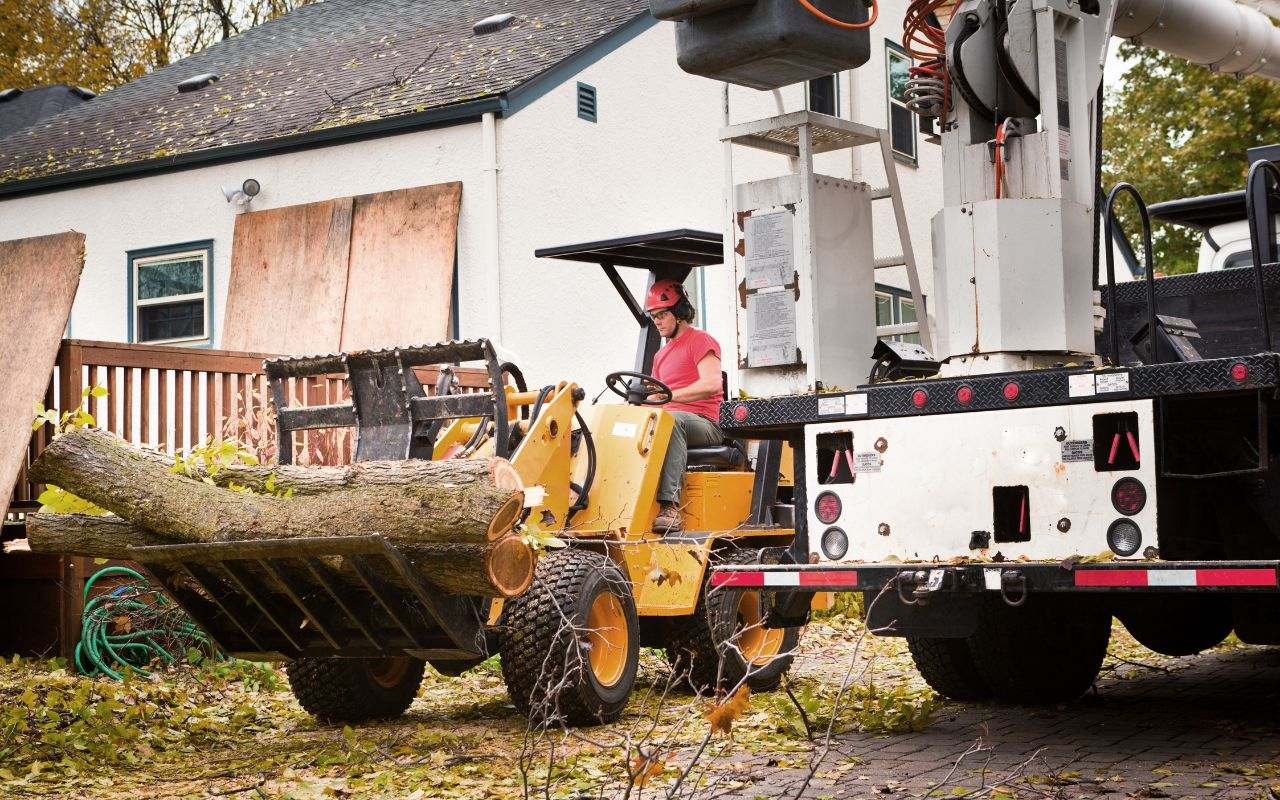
[1,604,939,799]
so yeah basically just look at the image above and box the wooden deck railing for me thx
[6,339,491,518]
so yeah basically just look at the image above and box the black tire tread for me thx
[499,549,638,726]
[906,636,993,701]
[965,598,1110,704]
[286,657,425,724]
[664,549,800,693]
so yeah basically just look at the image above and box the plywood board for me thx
[0,231,84,507]
[222,198,354,354]
[340,182,462,351]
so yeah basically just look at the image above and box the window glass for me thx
[137,254,204,300]
[875,293,893,326]
[808,74,838,116]
[132,246,210,344]
[898,298,921,344]
[886,43,916,161]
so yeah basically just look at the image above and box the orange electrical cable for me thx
[993,120,1008,199]
[794,0,878,30]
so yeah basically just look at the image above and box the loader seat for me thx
[687,439,747,469]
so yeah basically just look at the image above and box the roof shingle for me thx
[0,0,649,189]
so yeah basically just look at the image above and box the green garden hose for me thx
[75,566,218,679]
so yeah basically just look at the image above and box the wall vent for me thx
[577,82,597,123]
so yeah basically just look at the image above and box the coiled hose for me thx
[75,566,218,679]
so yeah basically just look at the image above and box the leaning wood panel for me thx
[222,197,354,355]
[340,182,462,351]
[0,232,84,509]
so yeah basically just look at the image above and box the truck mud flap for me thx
[128,535,492,662]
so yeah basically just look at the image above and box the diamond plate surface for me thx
[721,354,1279,434]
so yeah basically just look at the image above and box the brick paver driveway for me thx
[724,644,1280,799]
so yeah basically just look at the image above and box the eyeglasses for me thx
[647,309,673,322]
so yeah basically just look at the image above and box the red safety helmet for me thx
[644,279,686,313]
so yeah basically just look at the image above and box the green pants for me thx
[658,411,725,505]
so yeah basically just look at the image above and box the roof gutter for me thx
[0,95,508,200]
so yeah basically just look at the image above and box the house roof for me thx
[0,86,96,140]
[0,0,651,196]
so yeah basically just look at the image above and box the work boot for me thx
[653,504,683,534]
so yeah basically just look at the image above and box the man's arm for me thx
[669,352,722,403]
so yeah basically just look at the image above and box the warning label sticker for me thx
[1061,439,1092,463]
[1096,372,1131,393]
[853,452,882,473]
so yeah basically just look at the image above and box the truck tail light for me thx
[821,527,849,560]
[1111,478,1147,516]
[815,491,842,524]
[1107,519,1142,557]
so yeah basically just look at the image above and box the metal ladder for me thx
[720,110,933,353]
[868,130,932,352]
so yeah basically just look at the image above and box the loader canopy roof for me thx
[534,229,724,373]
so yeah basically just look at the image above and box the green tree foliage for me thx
[0,0,312,94]
[1104,43,1280,274]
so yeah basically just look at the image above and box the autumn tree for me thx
[0,0,313,94]
[1104,43,1280,274]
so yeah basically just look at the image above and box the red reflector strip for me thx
[1074,569,1148,587]
[709,570,860,588]
[1074,567,1277,588]
[1195,568,1277,587]
[711,570,764,587]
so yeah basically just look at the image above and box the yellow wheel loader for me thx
[126,231,809,727]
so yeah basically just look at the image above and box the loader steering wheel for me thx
[604,371,673,406]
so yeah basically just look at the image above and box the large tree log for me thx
[23,513,537,598]
[30,428,525,546]
[137,448,522,498]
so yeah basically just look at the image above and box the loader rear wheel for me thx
[499,549,639,726]
[906,637,993,701]
[665,550,801,693]
[286,656,425,724]
[965,597,1110,704]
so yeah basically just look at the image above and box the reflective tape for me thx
[1075,567,1277,588]
[709,569,860,588]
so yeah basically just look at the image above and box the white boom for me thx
[1114,0,1280,81]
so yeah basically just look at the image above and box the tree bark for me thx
[23,512,537,598]
[24,513,170,559]
[29,428,525,547]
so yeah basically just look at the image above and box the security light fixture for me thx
[222,178,261,206]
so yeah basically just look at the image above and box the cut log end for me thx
[487,535,536,597]
[486,493,526,540]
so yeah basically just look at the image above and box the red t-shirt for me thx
[653,327,723,421]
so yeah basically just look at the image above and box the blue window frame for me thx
[127,240,213,345]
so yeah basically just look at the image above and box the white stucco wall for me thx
[0,9,942,401]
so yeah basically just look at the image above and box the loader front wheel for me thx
[665,550,801,693]
[906,637,993,701]
[499,549,639,726]
[286,656,425,724]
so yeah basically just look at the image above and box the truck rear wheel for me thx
[286,656,425,724]
[965,598,1110,704]
[1119,596,1232,656]
[499,549,639,726]
[665,550,801,693]
[906,637,993,701]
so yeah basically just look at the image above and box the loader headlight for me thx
[821,527,849,560]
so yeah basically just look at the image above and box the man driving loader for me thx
[644,278,725,533]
